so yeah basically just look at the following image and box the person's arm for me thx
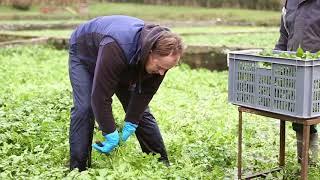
[125,73,166,124]
[91,41,127,134]
[275,8,289,51]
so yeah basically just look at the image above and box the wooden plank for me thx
[238,107,320,125]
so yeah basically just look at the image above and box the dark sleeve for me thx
[91,41,127,134]
[125,73,166,124]
[274,10,288,51]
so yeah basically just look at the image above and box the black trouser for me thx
[115,87,168,162]
[293,123,317,134]
[68,47,168,171]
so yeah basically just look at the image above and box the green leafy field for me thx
[0,45,319,179]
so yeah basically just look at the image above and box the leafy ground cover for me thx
[0,2,280,26]
[0,45,318,179]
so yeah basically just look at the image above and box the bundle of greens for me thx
[259,47,320,60]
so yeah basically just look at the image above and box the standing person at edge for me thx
[68,15,184,171]
[275,0,319,163]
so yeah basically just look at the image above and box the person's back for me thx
[275,0,319,163]
[70,15,144,66]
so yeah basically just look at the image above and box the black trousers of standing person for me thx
[293,123,317,134]
[68,45,168,171]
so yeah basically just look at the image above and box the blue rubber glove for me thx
[121,121,138,142]
[92,130,119,154]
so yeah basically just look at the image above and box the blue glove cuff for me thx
[122,121,138,142]
[124,121,138,128]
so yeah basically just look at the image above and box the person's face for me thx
[145,52,180,75]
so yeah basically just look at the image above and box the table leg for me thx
[238,110,243,180]
[301,125,310,180]
[279,120,285,166]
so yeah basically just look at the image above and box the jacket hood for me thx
[137,24,170,70]
[135,24,169,93]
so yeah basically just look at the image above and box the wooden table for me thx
[237,106,320,180]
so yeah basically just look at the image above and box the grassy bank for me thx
[0,2,280,26]
[0,26,280,48]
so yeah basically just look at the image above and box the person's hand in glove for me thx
[121,121,138,142]
[92,130,119,154]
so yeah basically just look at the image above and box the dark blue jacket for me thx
[70,15,144,66]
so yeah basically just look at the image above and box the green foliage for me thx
[296,46,304,58]
[0,45,319,179]
[260,48,320,60]
[0,45,70,179]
